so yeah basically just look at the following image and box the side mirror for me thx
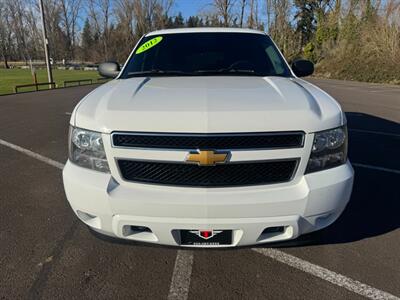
[291,59,314,77]
[98,62,120,78]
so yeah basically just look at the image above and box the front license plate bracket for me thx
[180,229,232,246]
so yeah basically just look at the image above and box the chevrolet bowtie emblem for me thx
[185,150,230,166]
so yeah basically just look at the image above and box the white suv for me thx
[63,28,354,247]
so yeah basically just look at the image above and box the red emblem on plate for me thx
[189,230,222,240]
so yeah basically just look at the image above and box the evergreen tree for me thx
[163,14,175,29]
[187,16,204,28]
[294,0,318,47]
[173,13,185,28]
[81,18,93,61]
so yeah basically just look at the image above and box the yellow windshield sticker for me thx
[136,36,163,54]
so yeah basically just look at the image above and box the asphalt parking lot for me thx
[0,78,399,299]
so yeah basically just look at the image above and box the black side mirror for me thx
[98,62,121,78]
[291,59,314,77]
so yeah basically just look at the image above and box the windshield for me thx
[120,32,291,78]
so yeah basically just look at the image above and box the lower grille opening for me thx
[121,225,158,242]
[130,225,152,233]
[76,210,101,229]
[123,225,152,236]
[262,226,285,235]
[117,159,298,187]
[257,226,289,242]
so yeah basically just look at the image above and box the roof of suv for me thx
[146,27,266,36]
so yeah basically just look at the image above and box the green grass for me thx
[0,68,102,95]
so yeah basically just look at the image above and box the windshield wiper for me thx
[126,69,193,78]
[195,68,258,75]
[126,68,266,78]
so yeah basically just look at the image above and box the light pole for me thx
[39,0,54,88]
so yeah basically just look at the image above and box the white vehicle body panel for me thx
[72,76,343,133]
[146,27,267,36]
[64,28,353,247]
[63,160,353,247]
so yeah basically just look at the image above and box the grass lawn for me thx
[0,68,102,95]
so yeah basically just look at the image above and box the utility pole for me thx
[39,0,54,88]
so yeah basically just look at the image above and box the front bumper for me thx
[62,160,354,247]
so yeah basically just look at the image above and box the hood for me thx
[73,76,343,133]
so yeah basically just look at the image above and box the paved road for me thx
[0,79,399,299]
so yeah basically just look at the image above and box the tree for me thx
[248,0,255,27]
[0,0,399,85]
[0,1,11,68]
[133,0,174,36]
[87,0,112,60]
[239,0,246,27]
[267,0,298,59]
[59,0,82,60]
[187,16,204,27]
[114,0,137,60]
[294,0,318,47]
[6,0,30,62]
[173,12,184,27]
[212,0,236,26]
[81,18,93,61]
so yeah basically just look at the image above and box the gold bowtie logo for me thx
[185,150,230,166]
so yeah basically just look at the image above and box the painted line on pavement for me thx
[0,139,64,170]
[0,138,194,300]
[252,248,400,300]
[349,128,400,138]
[168,250,194,300]
[1,138,399,300]
[352,163,400,175]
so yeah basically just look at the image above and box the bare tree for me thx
[115,0,136,39]
[25,3,42,59]
[0,0,12,68]
[60,0,82,60]
[267,0,297,58]
[212,0,236,26]
[0,0,399,86]
[133,0,174,36]
[239,0,246,27]
[266,0,273,32]
[113,0,137,60]
[6,0,30,62]
[87,0,112,60]
[248,0,255,28]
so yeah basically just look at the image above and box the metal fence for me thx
[13,78,110,94]
[64,79,93,87]
[14,82,56,93]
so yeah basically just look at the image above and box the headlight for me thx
[306,125,348,173]
[68,126,110,173]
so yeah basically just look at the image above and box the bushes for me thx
[305,1,400,84]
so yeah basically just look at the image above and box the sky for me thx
[173,0,212,18]
[172,0,269,27]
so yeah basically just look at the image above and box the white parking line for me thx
[1,138,399,299]
[253,248,400,300]
[168,250,194,300]
[349,128,400,138]
[0,138,195,300]
[0,139,64,170]
[352,163,400,175]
